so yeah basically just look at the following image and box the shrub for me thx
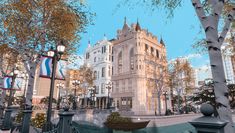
[31,113,46,129]
[106,112,132,124]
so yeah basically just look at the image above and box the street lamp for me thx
[2,67,19,130]
[72,79,80,110]
[43,41,65,132]
[106,82,112,109]
[56,82,65,110]
[183,92,188,114]
[163,91,168,115]
[89,86,96,108]
[21,72,28,101]
[176,88,181,115]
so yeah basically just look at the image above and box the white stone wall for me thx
[84,38,112,98]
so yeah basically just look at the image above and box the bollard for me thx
[189,103,228,133]
[1,106,14,130]
[0,106,4,119]
[58,109,74,133]
[21,110,33,133]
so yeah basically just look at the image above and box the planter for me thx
[104,121,149,131]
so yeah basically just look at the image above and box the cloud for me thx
[169,53,202,63]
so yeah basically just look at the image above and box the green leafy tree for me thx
[191,84,235,116]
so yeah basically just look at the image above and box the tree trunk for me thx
[157,92,161,115]
[25,64,37,107]
[0,90,6,118]
[191,0,235,132]
[208,41,234,132]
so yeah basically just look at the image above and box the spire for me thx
[122,17,129,30]
[135,18,141,31]
[160,37,165,46]
[103,34,107,40]
[88,40,91,48]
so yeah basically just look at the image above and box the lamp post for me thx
[183,92,188,114]
[21,72,28,102]
[177,88,181,115]
[106,82,112,109]
[72,79,80,110]
[2,67,19,130]
[56,82,64,110]
[43,41,65,132]
[89,86,96,108]
[163,91,168,115]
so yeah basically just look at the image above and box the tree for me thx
[123,0,235,132]
[168,58,194,113]
[0,44,20,117]
[145,54,168,115]
[0,0,92,108]
[192,83,235,112]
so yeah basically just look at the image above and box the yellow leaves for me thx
[47,6,79,41]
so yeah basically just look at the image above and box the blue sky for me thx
[77,0,209,68]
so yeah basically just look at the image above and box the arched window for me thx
[94,57,96,62]
[130,48,134,70]
[94,71,97,79]
[118,52,122,73]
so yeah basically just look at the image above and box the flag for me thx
[40,56,52,78]
[2,76,12,89]
[56,60,67,80]
[13,77,23,91]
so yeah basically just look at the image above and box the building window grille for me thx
[118,52,122,73]
[130,48,134,70]
[101,83,105,94]
[102,67,105,77]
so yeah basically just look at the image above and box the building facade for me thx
[221,33,235,84]
[111,20,168,115]
[84,37,113,109]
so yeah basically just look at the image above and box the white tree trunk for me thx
[192,0,235,132]
[25,63,37,107]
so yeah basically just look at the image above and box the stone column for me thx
[98,98,101,109]
[58,110,74,133]
[189,104,228,133]
[21,110,33,133]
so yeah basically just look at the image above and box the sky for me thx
[77,0,210,69]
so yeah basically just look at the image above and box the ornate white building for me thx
[84,37,113,109]
[221,31,235,84]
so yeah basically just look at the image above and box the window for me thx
[156,50,159,58]
[151,47,154,55]
[112,67,113,75]
[130,48,134,70]
[102,46,106,53]
[145,44,148,52]
[86,53,90,59]
[101,83,105,94]
[94,71,97,79]
[122,80,125,92]
[121,98,127,105]
[94,57,96,62]
[108,66,111,77]
[104,46,106,53]
[128,79,132,91]
[116,81,119,92]
[118,52,122,73]
[117,100,119,108]
[102,67,105,77]
[95,86,99,94]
